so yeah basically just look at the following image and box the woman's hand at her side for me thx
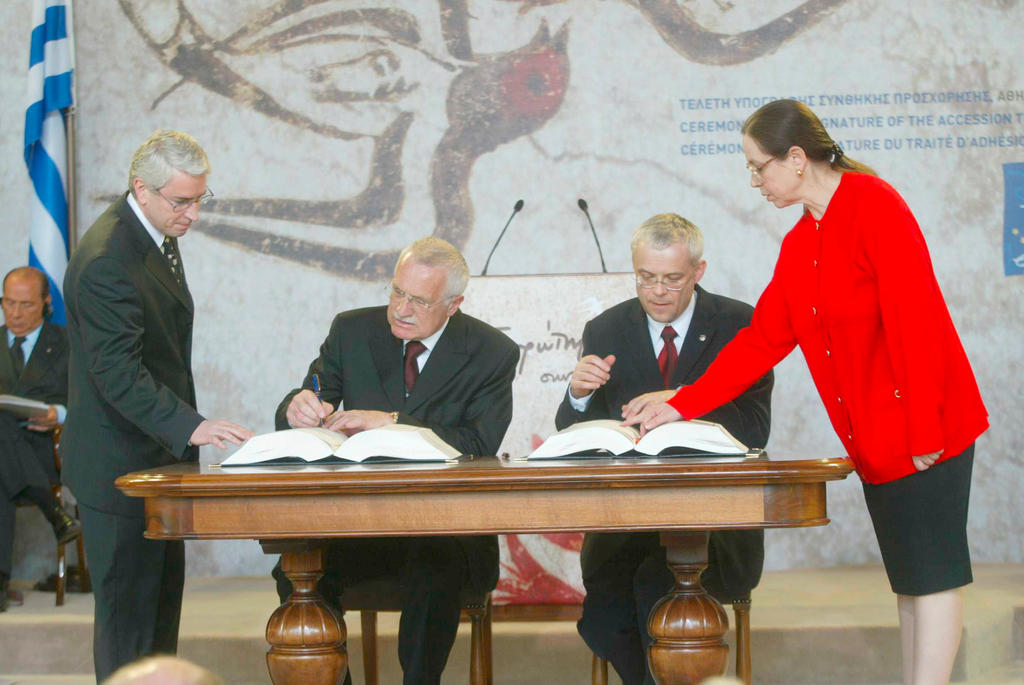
[911,451,941,471]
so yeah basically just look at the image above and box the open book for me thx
[0,394,51,419]
[523,419,757,460]
[219,424,463,467]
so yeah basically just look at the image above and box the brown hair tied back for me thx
[828,143,843,165]
[741,100,876,176]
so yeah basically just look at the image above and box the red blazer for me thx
[668,173,988,484]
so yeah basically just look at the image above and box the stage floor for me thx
[2,563,1022,684]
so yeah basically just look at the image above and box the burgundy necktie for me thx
[657,326,678,389]
[404,340,427,394]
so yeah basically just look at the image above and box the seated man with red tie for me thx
[0,266,80,612]
[272,237,519,685]
[554,214,773,685]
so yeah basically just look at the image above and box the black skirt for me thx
[861,444,974,596]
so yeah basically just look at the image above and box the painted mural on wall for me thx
[114,0,841,281]
[103,0,850,606]
[21,0,1016,592]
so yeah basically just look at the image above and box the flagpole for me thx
[65,0,77,252]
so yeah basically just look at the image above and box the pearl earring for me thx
[796,169,804,176]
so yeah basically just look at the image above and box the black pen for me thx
[311,373,325,426]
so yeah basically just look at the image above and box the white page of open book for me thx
[335,424,460,461]
[528,419,640,458]
[634,420,747,455]
[222,427,347,464]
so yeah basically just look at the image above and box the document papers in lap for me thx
[524,419,755,460]
[219,424,463,467]
[0,393,51,419]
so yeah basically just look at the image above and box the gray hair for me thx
[630,213,704,265]
[128,130,210,194]
[396,237,470,298]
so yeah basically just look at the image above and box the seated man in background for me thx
[273,237,519,685]
[0,266,80,612]
[555,214,773,685]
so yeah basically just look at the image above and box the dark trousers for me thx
[578,533,673,685]
[579,528,763,685]
[273,536,469,685]
[79,502,185,683]
[0,414,58,577]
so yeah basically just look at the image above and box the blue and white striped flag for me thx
[24,0,74,325]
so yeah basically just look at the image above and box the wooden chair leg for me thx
[483,597,493,685]
[360,610,378,685]
[467,603,486,685]
[733,599,752,685]
[75,531,91,591]
[55,540,67,606]
[591,654,608,685]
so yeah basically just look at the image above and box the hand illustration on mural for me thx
[118,0,570,279]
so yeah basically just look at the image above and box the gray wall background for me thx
[2,1,1021,582]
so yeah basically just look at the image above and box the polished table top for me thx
[116,454,854,540]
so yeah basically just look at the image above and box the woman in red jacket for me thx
[624,99,987,685]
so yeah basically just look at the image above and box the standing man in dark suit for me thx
[274,237,519,685]
[555,213,773,685]
[61,130,252,681]
[0,266,80,612]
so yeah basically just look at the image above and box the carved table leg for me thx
[648,531,729,685]
[264,547,347,684]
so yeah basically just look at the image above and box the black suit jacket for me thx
[0,321,69,479]
[275,306,520,591]
[1,322,68,406]
[555,286,773,596]
[61,192,204,517]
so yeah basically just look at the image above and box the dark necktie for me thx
[162,237,183,285]
[657,326,678,389]
[404,340,427,394]
[10,336,26,376]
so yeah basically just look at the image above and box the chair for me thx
[14,426,90,606]
[590,595,752,685]
[338,577,493,685]
[50,426,90,605]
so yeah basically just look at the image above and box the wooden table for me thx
[116,454,852,685]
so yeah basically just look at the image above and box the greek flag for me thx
[25,0,74,324]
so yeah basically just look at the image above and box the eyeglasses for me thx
[745,157,777,181]
[155,187,215,213]
[388,283,451,312]
[635,273,690,291]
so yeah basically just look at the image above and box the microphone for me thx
[481,199,525,275]
[577,198,607,273]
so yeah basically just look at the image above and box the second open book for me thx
[219,424,462,467]
[524,419,758,460]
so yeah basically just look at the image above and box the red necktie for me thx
[404,340,427,394]
[657,326,678,389]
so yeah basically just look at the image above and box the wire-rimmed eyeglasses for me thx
[155,187,215,213]
[387,283,452,312]
[745,157,777,181]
